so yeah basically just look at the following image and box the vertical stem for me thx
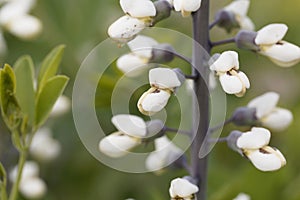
[191,0,211,200]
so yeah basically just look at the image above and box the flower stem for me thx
[211,37,236,47]
[191,0,211,199]
[164,127,192,137]
[208,118,232,134]
[209,18,221,29]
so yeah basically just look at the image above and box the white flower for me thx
[9,161,47,199]
[169,178,199,199]
[145,136,183,172]
[210,51,250,97]
[30,127,61,162]
[233,193,251,200]
[173,0,202,17]
[0,0,42,40]
[254,24,300,67]
[99,114,147,157]
[50,95,71,117]
[223,0,254,30]
[117,35,158,76]
[108,0,156,43]
[247,92,293,131]
[138,68,184,116]
[236,127,286,171]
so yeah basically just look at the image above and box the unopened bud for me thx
[227,130,243,154]
[169,154,188,170]
[152,0,172,25]
[215,10,239,33]
[231,107,258,126]
[146,120,165,137]
[150,43,175,63]
[235,30,259,51]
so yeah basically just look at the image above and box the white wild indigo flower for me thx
[10,161,47,199]
[138,68,185,116]
[169,177,199,199]
[235,127,287,171]
[210,51,250,97]
[50,95,71,117]
[254,23,300,67]
[99,114,147,157]
[223,0,254,30]
[173,0,202,17]
[30,127,61,162]
[145,135,183,172]
[247,92,293,131]
[117,35,158,76]
[233,193,251,200]
[108,0,156,43]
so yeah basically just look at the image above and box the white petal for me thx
[117,53,148,77]
[127,35,158,58]
[239,16,255,31]
[173,0,183,12]
[209,71,217,90]
[237,71,250,89]
[237,127,271,149]
[120,0,156,18]
[246,146,286,171]
[262,108,293,131]
[219,73,243,95]
[111,114,147,137]
[233,193,251,200]
[210,51,239,72]
[169,178,199,198]
[19,177,46,199]
[145,151,165,172]
[247,92,279,119]
[224,0,250,17]
[137,88,171,116]
[108,15,146,43]
[50,95,71,117]
[99,132,140,158]
[255,23,288,45]
[9,161,39,183]
[260,41,300,67]
[149,68,182,89]
[6,15,42,40]
[182,0,202,12]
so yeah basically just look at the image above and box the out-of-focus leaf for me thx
[0,162,7,200]
[37,45,65,92]
[14,56,35,124]
[35,75,69,127]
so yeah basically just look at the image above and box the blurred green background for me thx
[1,0,300,199]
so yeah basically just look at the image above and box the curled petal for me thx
[128,35,158,58]
[237,71,250,88]
[120,0,156,18]
[237,127,271,149]
[108,15,146,43]
[247,92,279,119]
[210,51,239,72]
[169,178,199,198]
[245,146,286,171]
[117,53,148,77]
[149,68,182,89]
[224,0,250,17]
[137,87,171,116]
[255,23,288,45]
[19,177,47,199]
[259,41,300,67]
[111,114,147,137]
[219,73,243,96]
[262,108,293,131]
[99,132,141,158]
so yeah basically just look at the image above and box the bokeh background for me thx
[1,0,300,199]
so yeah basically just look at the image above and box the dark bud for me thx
[150,43,175,63]
[152,0,172,26]
[235,30,260,51]
[215,10,239,33]
[227,130,243,155]
[231,107,258,126]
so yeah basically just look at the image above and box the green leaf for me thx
[14,56,36,124]
[0,64,21,129]
[0,162,6,181]
[35,75,69,127]
[37,45,65,92]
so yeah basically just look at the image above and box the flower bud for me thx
[169,177,199,199]
[19,177,47,199]
[215,9,239,33]
[152,0,172,25]
[150,43,175,63]
[235,30,259,51]
[227,130,243,154]
[146,119,165,137]
[231,107,257,126]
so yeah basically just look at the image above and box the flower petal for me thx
[182,0,202,12]
[219,73,243,95]
[19,177,46,199]
[260,41,300,67]
[137,87,171,116]
[233,193,251,200]
[210,51,239,72]
[99,132,140,158]
[237,71,250,88]
[120,0,156,17]
[149,68,182,89]
[111,114,147,137]
[117,53,148,77]
[262,108,293,131]
[239,16,255,31]
[108,15,146,43]
[255,23,288,45]
[169,178,199,198]
[246,146,286,171]
[224,0,250,17]
[50,95,71,117]
[127,35,158,58]
[9,161,39,183]
[0,30,7,55]
[237,127,271,149]
[247,92,279,119]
